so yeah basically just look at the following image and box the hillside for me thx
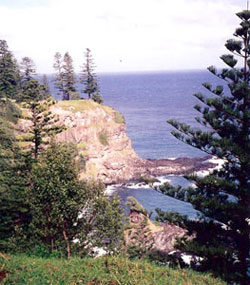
[0,254,225,285]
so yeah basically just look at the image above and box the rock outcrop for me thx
[17,100,215,184]
[126,209,187,255]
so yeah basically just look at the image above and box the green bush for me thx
[98,130,109,146]
[92,92,103,104]
[69,91,81,100]
[114,111,125,124]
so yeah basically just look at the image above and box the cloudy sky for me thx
[0,0,245,73]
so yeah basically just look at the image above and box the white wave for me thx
[196,156,226,177]
[153,176,171,189]
[125,183,151,189]
[105,184,120,196]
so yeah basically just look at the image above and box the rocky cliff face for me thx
[17,100,214,184]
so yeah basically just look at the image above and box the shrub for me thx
[92,92,103,104]
[98,130,109,146]
[114,111,125,124]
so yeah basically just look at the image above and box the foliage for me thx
[53,52,77,100]
[0,254,226,285]
[125,197,154,259]
[114,111,125,124]
[139,175,159,185]
[0,97,21,123]
[126,196,150,217]
[39,74,51,99]
[62,52,77,100]
[81,48,102,101]
[98,130,109,146]
[20,99,65,159]
[0,99,30,252]
[92,92,103,104]
[0,40,19,99]
[69,91,81,100]
[29,143,124,258]
[28,142,88,258]
[88,195,124,253]
[159,10,250,284]
[17,57,49,102]
[53,52,66,99]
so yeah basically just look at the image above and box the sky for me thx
[0,0,245,73]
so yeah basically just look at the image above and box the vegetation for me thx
[0,254,226,285]
[53,52,65,99]
[57,99,112,113]
[53,51,77,100]
[98,130,109,146]
[19,57,49,102]
[63,52,77,100]
[81,48,103,103]
[0,99,30,252]
[114,111,125,124]
[0,40,19,99]
[157,9,250,284]
[20,100,65,159]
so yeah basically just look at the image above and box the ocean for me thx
[98,70,224,159]
[49,70,225,217]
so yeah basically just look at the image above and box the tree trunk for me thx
[62,229,71,259]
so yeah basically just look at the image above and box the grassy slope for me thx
[0,254,225,285]
[57,99,114,115]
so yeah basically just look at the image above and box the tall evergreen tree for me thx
[20,99,65,159]
[53,52,66,100]
[18,57,46,102]
[20,57,36,82]
[0,40,19,99]
[62,52,76,100]
[81,48,102,101]
[40,74,51,99]
[157,10,250,284]
[0,99,30,251]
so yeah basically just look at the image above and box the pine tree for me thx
[20,99,65,159]
[53,52,66,100]
[20,57,36,82]
[62,52,76,100]
[0,40,19,99]
[18,57,45,102]
[81,48,102,102]
[40,74,51,99]
[0,99,30,251]
[158,10,250,284]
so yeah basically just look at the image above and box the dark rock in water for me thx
[142,155,214,177]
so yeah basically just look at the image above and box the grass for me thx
[79,150,88,157]
[114,111,125,124]
[0,254,226,285]
[77,142,87,149]
[57,100,114,115]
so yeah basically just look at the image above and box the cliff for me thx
[17,100,214,184]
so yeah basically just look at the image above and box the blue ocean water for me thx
[99,70,224,159]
